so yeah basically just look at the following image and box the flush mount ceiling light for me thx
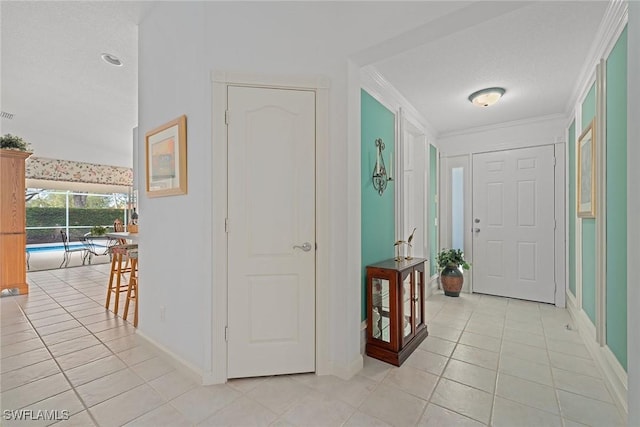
[468,87,505,107]
[101,53,123,67]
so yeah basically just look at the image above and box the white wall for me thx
[137,2,440,379]
[627,2,639,424]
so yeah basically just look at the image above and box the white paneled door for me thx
[472,145,555,303]
[227,86,316,378]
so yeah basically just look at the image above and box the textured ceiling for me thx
[373,1,609,135]
[1,1,609,168]
[0,1,150,167]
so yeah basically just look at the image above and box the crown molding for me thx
[360,66,438,142]
[565,0,628,116]
[439,113,566,140]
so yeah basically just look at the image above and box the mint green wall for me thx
[429,144,438,276]
[581,83,597,324]
[568,120,577,297]
[606,27,628,370]
[361,90,395,321]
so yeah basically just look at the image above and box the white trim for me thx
[565,0,628,115]
[136,331,207,386]
[566,296,628,420]
[360,66,437,143]
[210,71,331,382]
[554,142,566,308]
[595,59,608,345]
[439,113,565,140]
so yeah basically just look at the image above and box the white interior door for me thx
[402,125,426,257]
[472,145,555,303]
[227,85,315,378]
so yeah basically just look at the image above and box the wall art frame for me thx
[145,115,187,197]
[577,118,596,218]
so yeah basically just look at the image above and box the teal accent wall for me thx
[606,27,628,370]
[581,83,597,324]
[361,90,395,321]
[568,120,576,297]
[429,144,438,276]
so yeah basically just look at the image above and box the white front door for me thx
[472,145,555,303]
[227,85,316,378]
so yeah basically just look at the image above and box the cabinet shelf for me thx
[366,258,428,366]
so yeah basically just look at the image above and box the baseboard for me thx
[566,293,628,419]
[136,330,213,385]
[330,354,363,380]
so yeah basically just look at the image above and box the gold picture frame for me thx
[145,115,187,197]
[577,119,595,218]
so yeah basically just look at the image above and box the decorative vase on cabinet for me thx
[366,257,428,366]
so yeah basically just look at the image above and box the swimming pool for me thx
[26,244,107,253]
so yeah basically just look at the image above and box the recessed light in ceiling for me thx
[468,87,505,107]
[101,53,123,67]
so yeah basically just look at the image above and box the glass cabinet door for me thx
[402,274,413,341]
[414,269,424,328]
[371,278,391,343]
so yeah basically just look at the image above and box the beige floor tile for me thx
[344,410,392,427]
[280,391,356,427]
[0,337,45,359]
[499,354,553,386]
[548,351,601,378]
[130,356,175,381]
[452,343,499,370]
[492,396,562,427]
[430,378,492,424]
[1,358,61,391]
[148,370,198,400]
[123,403,192,427]
[359,383,427,427]
[443,359,497,393]
[226,376,269,393]
[1,347,52,374]
[75,368,144,407]
[89,384,165,427]
[246,375,314,414]
[418,335,457,357]
[557,390,625,426]
[404,348,449,376]
[49,410,97,427]
[418,403,485,426]
[65,354,127,387]
[55,344,110,370]
[496,373,559,414]
[41,327,91,347]
[48,334,102,357]
[500,340,550,365]
[383,365,439,400]
[200,396,279,426]
[359,355,393,382]
[459,331,501,352]
[552,367,613,402]
[170,385,241,424]
[0,373,71,411]
[427,323,464,342]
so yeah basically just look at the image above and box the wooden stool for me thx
[123,249,138,327]
[105,243,138,316]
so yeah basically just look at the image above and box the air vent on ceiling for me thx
[1,111,15,120]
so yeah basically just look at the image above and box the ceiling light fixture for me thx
[468,87,505,107]
[101,53,123,67]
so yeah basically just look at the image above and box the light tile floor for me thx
[1,265,627,426]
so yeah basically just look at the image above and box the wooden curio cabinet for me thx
[366,257,428,366]
[0,149,31,295]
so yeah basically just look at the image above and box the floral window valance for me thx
[26,157,133,187]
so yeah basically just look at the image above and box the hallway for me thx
[0,265,626,426]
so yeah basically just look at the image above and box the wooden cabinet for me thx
[1,149,31,294]
[366,258,428,366]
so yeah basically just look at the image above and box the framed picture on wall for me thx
[577,119,596,218]
[145,115,187,197]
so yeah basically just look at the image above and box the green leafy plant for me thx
[90,225,107,236]
[436,248,470,271]
[0,134,31,152]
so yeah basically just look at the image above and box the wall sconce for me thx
[372,138,393,196]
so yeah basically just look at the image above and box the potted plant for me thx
[436,248,470,297]
[1,134,32,152]
[90,225,107,236]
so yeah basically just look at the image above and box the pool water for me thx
[27,244,107,253]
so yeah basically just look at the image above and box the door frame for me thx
[210,71,330,383]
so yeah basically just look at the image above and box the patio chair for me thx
[59,230,88,268]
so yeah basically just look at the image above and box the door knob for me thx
[293,242,312,252]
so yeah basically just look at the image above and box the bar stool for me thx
[123,249,138,327]
[105,243,138,316]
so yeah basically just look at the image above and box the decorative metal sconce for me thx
[372,138,393,196]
